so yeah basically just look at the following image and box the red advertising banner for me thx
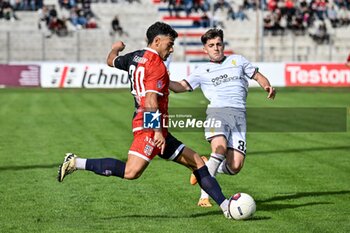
[0,65,40,87]
[285,63,350,87]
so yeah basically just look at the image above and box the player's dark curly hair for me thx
[201,29,224,45]
[146,22,178,45]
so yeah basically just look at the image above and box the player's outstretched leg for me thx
[190,156,208,185]
[191,153,225,208]
[193,156,213,207]
[175,147,231,218]
[58,153,77,182]
[58,153,128,182]
[192,165,231,219]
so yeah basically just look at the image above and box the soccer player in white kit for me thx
[170,28,276,207]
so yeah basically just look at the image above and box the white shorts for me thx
[204,108,247,155]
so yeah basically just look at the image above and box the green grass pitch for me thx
[0,87,349,233]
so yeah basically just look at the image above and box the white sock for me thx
[200,153,225,199]
[219,159,236,175]
[220,199,229,212]
[207,153,225,176]
[217,162,224,173]
[75,158,87,170]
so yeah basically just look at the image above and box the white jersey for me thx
[185,54,257,109]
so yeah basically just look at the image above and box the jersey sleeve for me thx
[240,55,258,79]
[144,60,167,96]
[185,69,201,90]
[113,53,131,71]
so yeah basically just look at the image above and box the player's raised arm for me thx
[253,72,276,99]
[106,41,126,67]
[169,80,191,93]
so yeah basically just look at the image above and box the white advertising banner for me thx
[41,63,129,88]
[40,62,349,89]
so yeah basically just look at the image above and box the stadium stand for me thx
[0,0,349,63]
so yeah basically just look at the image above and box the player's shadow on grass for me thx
[0,163,59,172]
[189,211,271,221]
[101,211,271,220]
[256,190,350,211]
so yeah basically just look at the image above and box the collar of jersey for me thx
[144,47,159,55]
[210,56,226,64]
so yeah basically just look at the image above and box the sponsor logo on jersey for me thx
[133,55,148,64]
[211,74,241,86]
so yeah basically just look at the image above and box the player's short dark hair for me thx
[146,22,178,45]
[201,29,224,45]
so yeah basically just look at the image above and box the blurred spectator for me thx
[264,12,275,34]
[200,12,211,27]
[168,0,180,17]
[59,0,75,19]
[338,5,350,26]
[267,0,278,12]
[327,5,339,28]
[70,6,87,29]
[49,4,58,19]
[243,0,257,10]
[235,5,249,21]
[20,0,36,11]
[193,0,209,13]
[183,0,193,16]
[264,9,285,35]
[1,0,19,21]
[86,16,97,28]
[82,0,96,19]
[59,0,76,9]
[284,0,296,17]
[227,6,235,20]
[38,5,51,37]
[291,12,306,35]
[214,0,232,14]
[193,12,211,27]
[67,2,98,30]
[110,15,128,36]
[309,21,330,44]
[48,16,68,37]
[261,0,350,39]
[314,0,327,20]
